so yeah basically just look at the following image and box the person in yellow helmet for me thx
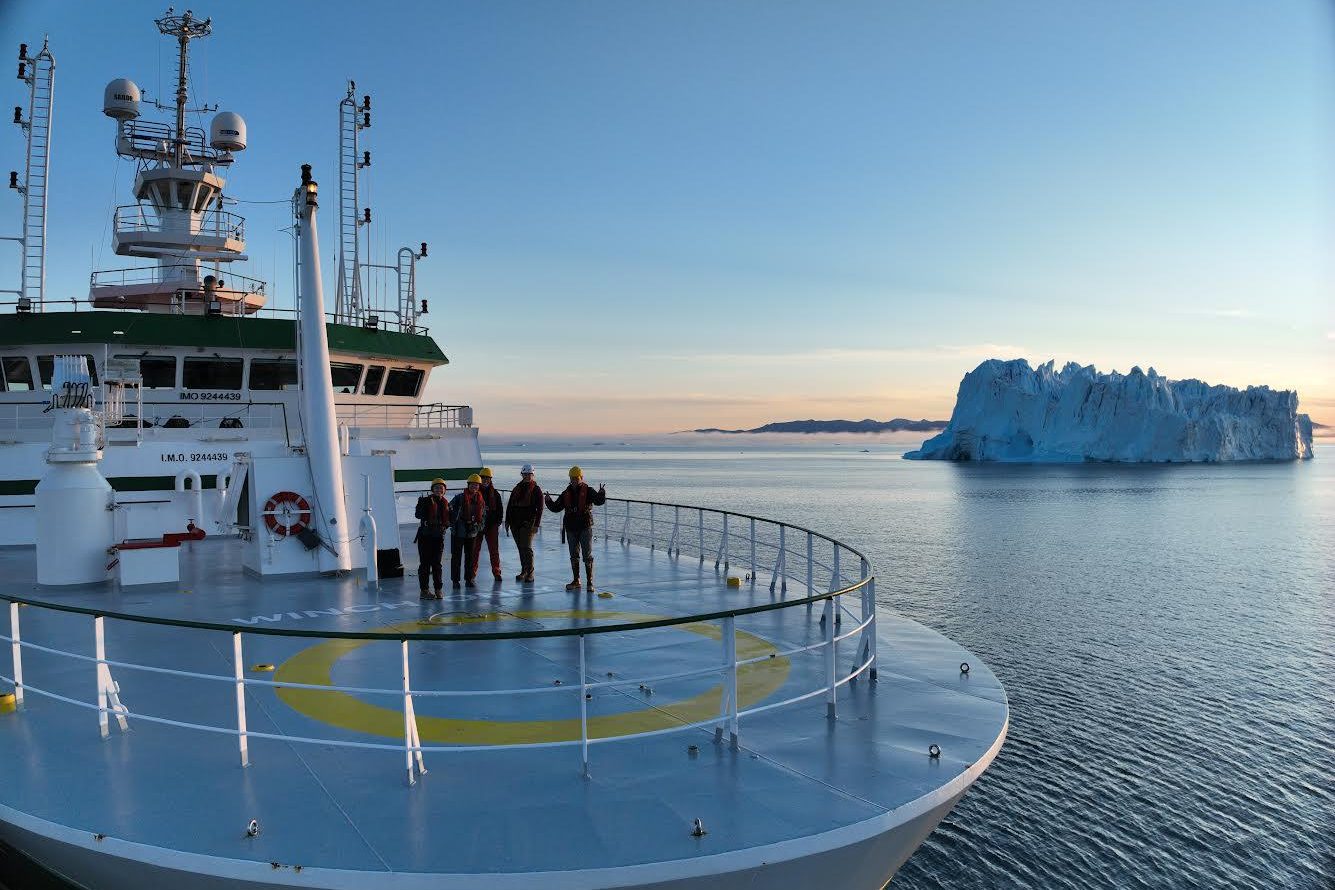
[545,466,607,591]
[448,474,487,590]
[472,467,505,583]
[413,479,450,599]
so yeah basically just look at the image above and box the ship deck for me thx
[0,522,1007,888]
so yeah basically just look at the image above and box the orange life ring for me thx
[262,491,311,537]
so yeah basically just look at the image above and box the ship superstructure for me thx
[0,14,480,546]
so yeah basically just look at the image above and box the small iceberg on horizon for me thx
[906,359,1314,463]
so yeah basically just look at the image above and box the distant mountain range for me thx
[690,418,948,434]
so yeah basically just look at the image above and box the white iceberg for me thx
[905,359,1314,462]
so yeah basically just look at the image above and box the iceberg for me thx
[905,359,1314,462]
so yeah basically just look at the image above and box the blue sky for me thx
[2,0,1332,433]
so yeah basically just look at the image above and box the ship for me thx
[0,11,1008,889]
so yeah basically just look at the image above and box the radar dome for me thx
[210,112,247,152]
[102,79,141,120]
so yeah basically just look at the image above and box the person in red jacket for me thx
[413,479,450,599]
[472,467,505,582]
[449,475,487,590]
[545,465,606,591]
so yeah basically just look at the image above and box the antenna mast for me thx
[154,8,212,168]
[4,38,55,312]
[335,82,370,324]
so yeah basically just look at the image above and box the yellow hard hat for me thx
[430,478,447,487]
[479,467,493,478]
[569,465,582,480]
[467,473,482,484]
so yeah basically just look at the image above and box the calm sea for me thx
[479,436,1334,890]
[4,438,1329,889]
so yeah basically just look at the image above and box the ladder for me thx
[7,39,54,310]
[335,82,368,324]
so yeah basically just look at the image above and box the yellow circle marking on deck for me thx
[274,610,790,745]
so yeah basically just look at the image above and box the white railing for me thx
[0,497,876,787]
[112,205,246,244]
[336,402,471,429]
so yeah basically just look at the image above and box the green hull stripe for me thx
[1,469,470,497]
[0,311,448,365]
[0,475,220,496]
[394,468,483,483]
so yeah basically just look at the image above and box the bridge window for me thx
[37,354,99,389]
[183,357,243,390]
[0,356,34,392]
[330,362,363,394]
[249,358,298,391]
[362,364,385,395]
[384,367,423,397]
[114,354,177,388]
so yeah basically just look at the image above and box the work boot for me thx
[515,572,527,582]
[419,589,432,601]
[523,570,535,583]
[584,560,595,593]
[433,587,443,600]
[565,560,581,591]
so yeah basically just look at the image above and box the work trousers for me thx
[472,525,502,577]
[565,526,593,563]
[511,523,536,576]
[416,533,444,592]
[450,533,479,584]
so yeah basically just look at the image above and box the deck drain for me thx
[928,744,941,759]
[691,818,707,837]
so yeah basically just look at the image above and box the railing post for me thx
[715,614,739,748]
[769,524,787,594]
[620,500,630,545]
[9,602,22,709]
[806,532,814,614]
[697,508,704,563]
[715,514,729,572]
[831,546,842,627]
[401,640,426,785]
[823,597,837,720]
[93,616,127,737]
[749,517,756,583]
[649,502,656,551]
[602,500,609,546]
[578,634,590,777]
[869,575,878,682]
[95,616,108,738]
[670,505,680,556]
[233,632,249,767]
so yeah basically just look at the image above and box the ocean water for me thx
[3,439,1329,889]
[479,437,1334,889]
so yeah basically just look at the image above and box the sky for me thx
[1,0,1332,434]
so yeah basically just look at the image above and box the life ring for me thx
[262,491,311,537]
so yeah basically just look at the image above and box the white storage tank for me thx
[35,357,115,587]
[210,111,247,151]
[103,78,141,120]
